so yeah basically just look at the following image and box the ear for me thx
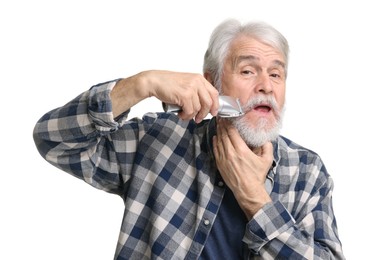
[204,72,214,85]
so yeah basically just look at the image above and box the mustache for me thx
[242,95,279,113]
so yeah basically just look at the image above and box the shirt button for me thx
[218,181,224,187]
[203,219,210,226]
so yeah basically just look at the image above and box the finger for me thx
[216,118,235,155]
[195,94,212,123]
[195,83,219,122]
[191,95,202,118]
[178,95,201,120]
[212,135,220,159]
[218,118,245,152]
[209,86,219,116]
[213,134,227,164]
[261,142,274,161]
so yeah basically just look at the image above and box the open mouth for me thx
[253,104,272,113]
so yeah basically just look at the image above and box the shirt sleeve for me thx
[243,164,345,259]
[33,80,147,195]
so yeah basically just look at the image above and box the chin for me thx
[230,116,282,148]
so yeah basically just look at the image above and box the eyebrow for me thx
[233,55,286,70]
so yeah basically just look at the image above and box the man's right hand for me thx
[111,70,219,123]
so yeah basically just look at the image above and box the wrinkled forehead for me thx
[227,36,286,69]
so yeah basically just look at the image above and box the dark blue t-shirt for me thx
[199,185,248,259]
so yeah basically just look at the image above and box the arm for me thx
[111,70,219,122]
[33,80,136,195]
[244,177,344,259]
[213,119,344,259]
[33,71,219,194]
[213,118,273,219]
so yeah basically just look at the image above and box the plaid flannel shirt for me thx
[33,81,345,259]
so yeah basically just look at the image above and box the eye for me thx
[269,67,285,80]
[270,73,280,78]
[240,66,256,75]
[242,70,253,75]
[270,69,285,80]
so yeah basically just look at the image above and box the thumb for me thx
[261,142,274,163]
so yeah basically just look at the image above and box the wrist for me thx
[236,189,272,220]
[110,74,148,118]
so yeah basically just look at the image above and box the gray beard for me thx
[227,97,285,148]
[217,86,284,147]
[230,115,283,148]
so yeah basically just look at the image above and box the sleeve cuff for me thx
[243,200,295,254]
[88,79,128,134]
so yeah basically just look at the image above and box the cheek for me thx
[220,83,240,96]
[221,77,251,96]
[275,89,286,109]
[277,96,285,110]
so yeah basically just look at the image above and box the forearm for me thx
[35,80,121,141]
[235,187,272,220]
[111,72,151,118]
[112,70,219,122]
[33,80,128,193]
[243,198,344,259]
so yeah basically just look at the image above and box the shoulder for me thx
[275,136,330,179]
[276,135,320,159]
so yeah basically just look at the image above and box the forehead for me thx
[227,35,285,66]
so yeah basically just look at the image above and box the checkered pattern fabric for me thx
[33,81,344,259]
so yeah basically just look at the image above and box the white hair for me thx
[203,18,289,91]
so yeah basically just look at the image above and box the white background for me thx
[1,0,376,259]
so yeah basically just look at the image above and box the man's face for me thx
[220,35,286,142]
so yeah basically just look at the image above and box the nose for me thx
[255,73,273,94]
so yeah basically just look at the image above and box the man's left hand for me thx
[212,118,273,219]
